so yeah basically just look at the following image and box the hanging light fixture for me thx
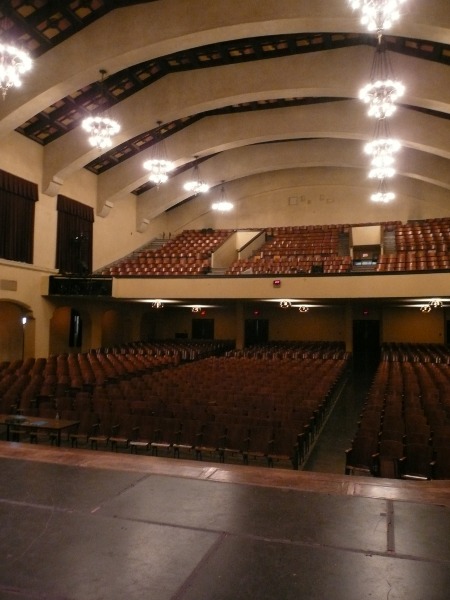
[151,301,164,309]
[298,306,309,313]
[348,1,407,38]
[82,69,120,151]
[279,301,291,309]
[370,178,395,203]
[365,118,400,179]
[143,121,175,186]
[0,18,32,101]
[359,39,404,119]
[212,181,233,212]
[184,156,210,194]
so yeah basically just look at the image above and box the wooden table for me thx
[0,414,79,447]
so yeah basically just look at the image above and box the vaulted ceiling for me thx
[1,0,449,220]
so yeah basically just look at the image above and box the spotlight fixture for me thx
[298,306,309,313]
[212,181,233,212]
[151,301,164,309]
[279,301,291,309]
[420,304,432,313]
[82,70,120,151]
[184,157,210,194]
[143,121,175,186]
[191,306,201,313]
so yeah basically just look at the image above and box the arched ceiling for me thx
[1,0,449,220]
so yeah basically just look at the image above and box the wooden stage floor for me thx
[1,442,450,599]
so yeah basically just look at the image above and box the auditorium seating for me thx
[0,341,349,470]
[98,229,231,276]
[226,224,350,275]
[93,219,449,279]
[3,340,450,478]
[0,340,233,417]
[346,343,450,479]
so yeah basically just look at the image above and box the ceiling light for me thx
[419,299,443,312]
[298,306,309,313]
[212,181,233,212]
[365,137,400,179]
[279,301,291,309]
[365,118,400,179]
[184,157,210,194]
[359,41,404,119]
[151,301,164,309]
[143,121,175,186]
[0,41,32,100]
[429,299,443,308]
[82,70,120,151]
[371,179,395,202]
[420,304,432,313]
[349,1,407,37]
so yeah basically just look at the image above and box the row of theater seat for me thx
[99,229,230,276]
[3,348,350,469]
[227,255,352,275]
[395,219,450,252]
[345,351,450,480]
[0,340,235,415]
[95,219,450,278]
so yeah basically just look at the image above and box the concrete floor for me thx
[0,443,450,600]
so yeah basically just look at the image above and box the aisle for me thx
[303,366,376,474]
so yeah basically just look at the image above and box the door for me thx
[192,318,214,340]
[352,319,380,370]
[244,319,269,346]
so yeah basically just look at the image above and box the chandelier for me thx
[184,157,210,194]
[370,178,395,202]
[212,181,233,212]
[143,121,175,186]
[365,138,400,179]
[365,116,400,180]
[0,41,32,100]
[82,70,120,151]
[359,41,404,119]
[349,1,407,38]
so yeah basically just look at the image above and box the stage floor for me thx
[1,442,450,600]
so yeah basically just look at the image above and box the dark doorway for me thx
[353,319,380,370]
[192,318,214,340]
[69,309,82,347]
[244,319,269,346]
[446,320,450,345]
